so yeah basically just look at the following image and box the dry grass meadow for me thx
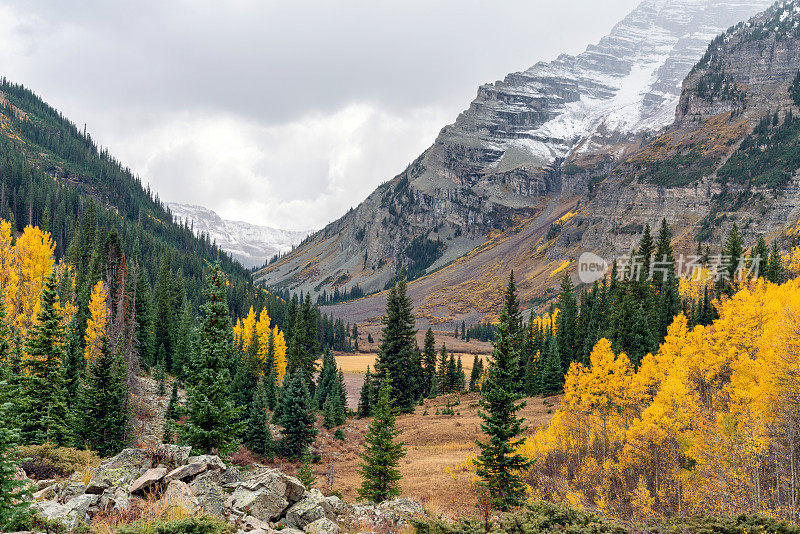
[309,392,559,516]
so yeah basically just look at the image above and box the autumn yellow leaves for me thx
[523,278,800,520]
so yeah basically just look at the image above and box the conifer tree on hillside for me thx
[277,370,317,459]
[0,399,32,530]
[637,223,654,282]
[456,355,466,391]
[74,337,127,456]
[287,294,319,387]
[475,274,532,511]
[721,223,744,294]
[376,276,417,413]
[245,376,274,458]
[357,366,373,418]
[470,354,483,392]
[556,274,578,372]
[315,348,338,409]
[21,272,69,445]
[358,381,405,503]
[437,343,448,394]
[178,262,243,454]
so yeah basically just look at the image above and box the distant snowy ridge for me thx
[167,203,311,268]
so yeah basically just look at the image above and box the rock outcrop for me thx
[30,447,425,534]
[255,0,773,302]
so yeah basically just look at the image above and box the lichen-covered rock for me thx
[219,465,245,486]
[187,455,226,470]
[86,448,150,494]
[99,487,131,512]
[164,461,207,483]
[33,484,56,501]
[154,444,192,466]
[163,479,199,513]
[189,471,227,517]
[304,518,340,534]
[58,472,87,502]
[225,480,290,521]
[377,498,425,516]
[324,495,349,516]
[37,494,99,528]
[285,489,331,530]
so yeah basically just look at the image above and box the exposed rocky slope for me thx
[255,0,772,303]
[28,446,425,533]
[168,203,310,269]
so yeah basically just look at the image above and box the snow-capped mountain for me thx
[256,0,774,300]
[167,203,311,269]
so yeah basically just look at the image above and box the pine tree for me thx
[155,356,167,396]
[556,274,578,372]
[21,272,69,445]
[538,333,562,396]
[178,263,243,454]
[469,354,482,392]
[265,368,278,410]
[315,348,338,410]
[245,377,274,458]
[297,455,316,489]
[357,367,373,418]
[751,236,769,279]
[456,356,466,391]
[766,241,784,283]
[475,273,532,511]
[74,337,127,456]
[375,276,417,413]
[423,328,436,394]
[358,381,405,503]
[722,222,745,293]
[278,371,317,459]
[322,397,336,429]
[637,223,654,282]
[0,399,32,530]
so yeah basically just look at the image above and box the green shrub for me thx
[13,444,100,478]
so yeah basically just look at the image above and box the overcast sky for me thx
[0,0,640,231]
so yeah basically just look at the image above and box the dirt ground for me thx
[308,392,559,516]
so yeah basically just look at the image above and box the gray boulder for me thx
[154,444,192,466]
[86,448,150,494]
[57,473,87,502]
[225,469,306,521]
[163,479,199,513]
[129,467,167,495]
[189,471,227,518]
[304,518,340,534]
[285,489,332,530]
[99,487,132,512]
[36,494,98,529]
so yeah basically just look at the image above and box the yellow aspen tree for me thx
[0,219,17,319]
[254,308,271,366]
[273,325,287,383]
[12,225,55,335]
[84,280,110,365]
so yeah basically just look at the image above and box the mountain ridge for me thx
[255,0,774,321]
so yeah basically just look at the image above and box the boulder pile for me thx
[29,445,425,534]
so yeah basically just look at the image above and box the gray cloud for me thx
[0,0,639,230]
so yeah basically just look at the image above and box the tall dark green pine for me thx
[357,366,373,418]
[245,376,274,458]
[538,332,562,396]
[357,381,405,503]
[21,272,69,445]
[469,354,482,392]
[62,320,84,408]
[287,294,319,387]
[178,262,243,454]
[74,337,127,456]
[722,223,745,294]
[456,355,466,391]
[423,328,436,394]
[277,371,317,459]
[437,344,448,393]
[556,274,578,372]
[0,398,32,530]
[475,274,532,511]
[375,276,417,413]
[637,223,654,282]
[315,348,338,409]
[766,241,784,284]
[751,236,769,279]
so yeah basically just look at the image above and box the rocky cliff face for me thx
[255,0,773,300]
[168,203,310,269]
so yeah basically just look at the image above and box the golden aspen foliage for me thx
[84,280,110,365]
[0,219,17,318]
[11,225,55,335]
[524,278,800,520]
[273,326,287,383]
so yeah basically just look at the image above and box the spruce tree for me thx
[539,332,562,396]
[556,274,578,372]
[767,241,784,283]
[298,455,316,489]
[751,236,769,279]
[178,263,243,454]
[722,223,745,293]
[469,354,482,392]
[74,337,127,456]
[0,399,32,530]
[315,348,338,409]
[245,377,274,458]
[21,272,69,445]
[265,368,278,410]
[423,328,436,393]
[475,274,532,511]
[376,276,417,413]
[358,381,404,503]
[456,355,466,391]
[278,371,317,459]
[322,397,336,429]
[357,367,373,418]
[637,223,654,281]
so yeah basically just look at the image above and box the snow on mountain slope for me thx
[440,0,775,171]
[167,203,311,268]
